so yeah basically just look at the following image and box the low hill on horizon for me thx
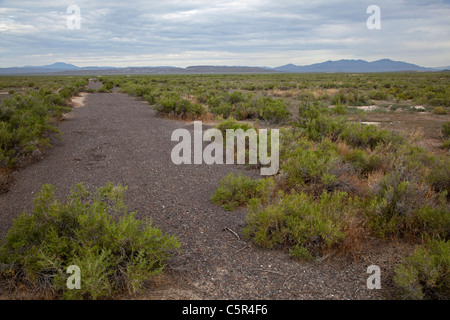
[0,59,445,75]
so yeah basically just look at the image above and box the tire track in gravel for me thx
[0,84,393,300]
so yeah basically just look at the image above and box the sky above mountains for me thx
[0,0,449,68]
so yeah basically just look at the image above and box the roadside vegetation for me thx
[0,76,89,167]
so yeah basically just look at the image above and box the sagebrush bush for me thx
[427,156,450,195]
[343,148,381,175]
[97,81,114,93]
[442,122,450,139]
[394,239,449,300]
[433,107,447,115]
[340,123,403,150]
[332,104,348,115]
[154,92,205,119]
[281,138,340,191]
[366,167,432,238]
[210,173,274,211]
[243,190,359,260]
[0,183,180,299]
[210,102,233,118]
[255,97,290,123]
[0,88,77,166]
[296,101,347,142]
[215,117,255,137]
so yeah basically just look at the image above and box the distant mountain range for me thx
[0,59,448,75]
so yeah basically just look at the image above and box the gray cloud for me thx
[0,0,449,67]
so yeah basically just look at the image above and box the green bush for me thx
[215,117,254,135]
[427,157,450,195]
[97,81,114,93]
[442,122,450,139]
[332,104,348,115]
[0,89,73,166]
[243,190,357,260]
[442,140,450,150]
[210,173,274,211]
[210,102,233,118]
[433,107,447,115]
[340,123,403,150]
[412,200,450,240]
[281,138,340,190]
[255,97,290,123]
[394,240,449,300]
[366,168,431,238]
[296,101,347,141]
[154,92,205,119]
[344,148,381,175]
[228,91,246,104]
[0,183,180,299]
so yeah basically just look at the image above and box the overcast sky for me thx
[0,0,449,68]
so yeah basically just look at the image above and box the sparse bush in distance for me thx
[433,107,447,115]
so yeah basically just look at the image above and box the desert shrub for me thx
[332,92,347,105]
[394,239,449,300]
[343,148,381,175]
[257,98,290,123]
[296,101,347,141]
[369,90,388,101]
[206,95,222,109]
[243,190,359,260]
[427,156,450,195]
[144,92,158,105]
[366,167,432,238]
[215,117,254,135]
[442,122,450,139]
[0,90,73,166]
[210,102,233,118]
[0,183,180,300]
[281,138,340,191]
[301,114,347,142]
[97,81,114,93]
[332,104,348,115]
[228,91,246,104]
[442,140,450,150]
[340,123,403,150]
[433,107,447,115]
[210,173,274,211]
[231,101,258,120]
[134,85,153,97]
[412,199,450,240]
[154,92,205,119]
[58,86,77,99]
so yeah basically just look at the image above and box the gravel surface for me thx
[0,83,400,300]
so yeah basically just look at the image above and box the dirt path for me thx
[0,84,395,300]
